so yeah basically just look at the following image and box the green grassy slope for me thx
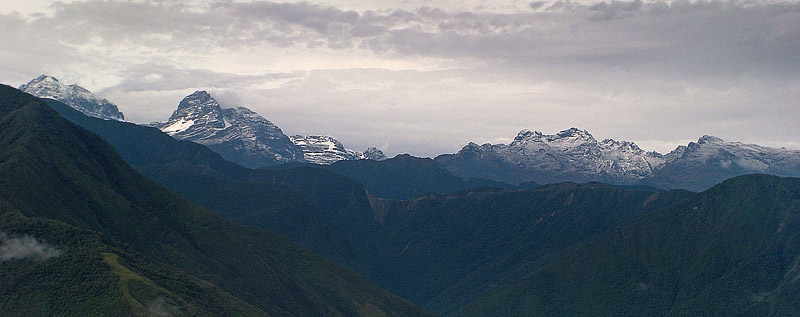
[461,174,800,316]
[0,85,430,316]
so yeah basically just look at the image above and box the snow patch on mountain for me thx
[291,135,387,165]
[19,75,124,121]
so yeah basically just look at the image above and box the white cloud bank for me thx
[0,232,61,261]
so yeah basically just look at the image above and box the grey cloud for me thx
[103,63,299,92]
[529,2,547,10]
[0,232,61,261]
[15,0,799,79]
[590,0,643,20]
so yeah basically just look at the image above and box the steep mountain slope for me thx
[291,134,386,165]
[436,128,800,191]
[462,174,800,316]
[19,75,124,121]
[154,90,303,167]
[0,85,431,316]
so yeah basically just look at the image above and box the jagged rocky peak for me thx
[176,90,220,113]
[156,90,302,168]
[514,129,544,141]
[555,127,594,139]
[697,135,724,144]
[19,75,124,121]
[362,147,387,161]
[290,134,386,165]
[161,90,226,135]
[512,127,597,145]
[601,138,646,153]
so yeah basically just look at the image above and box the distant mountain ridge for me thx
[19,75,124,121]
[436,128,800,191]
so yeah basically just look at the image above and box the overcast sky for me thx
[1,0,798,157]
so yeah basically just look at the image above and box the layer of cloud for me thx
[0,232,61,261]
[0,0,798,156]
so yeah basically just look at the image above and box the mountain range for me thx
[20,76,384,167]
[436,128,800,191]
[22,75,799,192]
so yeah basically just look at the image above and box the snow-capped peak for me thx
[154,90,302,168]
[19,75,124,121]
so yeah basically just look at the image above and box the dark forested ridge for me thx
[462,174,800,316]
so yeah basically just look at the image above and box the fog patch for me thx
[146,297,181,317]
[0,232,61,261]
